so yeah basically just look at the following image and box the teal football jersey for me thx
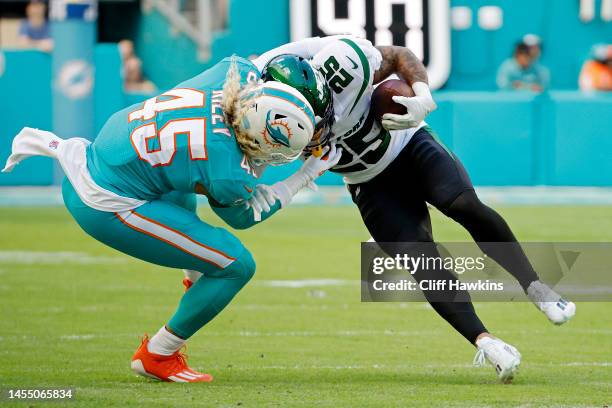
[87,57,261,206]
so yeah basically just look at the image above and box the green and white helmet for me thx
[241,81,316,165]
[262,54,335,152]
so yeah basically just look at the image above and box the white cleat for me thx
[527,281,576,325]
[474,336,521,383]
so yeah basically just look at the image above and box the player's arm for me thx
[196,182,280,230]
[496,60,514,90]
[373,45,429,85]
[241,145,342,224]
[373,45,437,130]
[211,199,281,230]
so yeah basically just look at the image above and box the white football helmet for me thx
[240,81,315,165]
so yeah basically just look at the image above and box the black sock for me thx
[428,302,487,344]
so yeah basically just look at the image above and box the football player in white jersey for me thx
[189,36,575,382]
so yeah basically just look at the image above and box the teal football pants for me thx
[62,179,255,339]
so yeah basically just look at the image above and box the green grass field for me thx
[1,205,611,407]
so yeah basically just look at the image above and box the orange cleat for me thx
[131,335,213,383]
[182,278,193,292]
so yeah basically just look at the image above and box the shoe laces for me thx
[170,346,189,372]
[139,334,150,347]
[473,349,486,367]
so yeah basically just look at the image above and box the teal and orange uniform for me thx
[61,56,279,339]
[88,57,260,206]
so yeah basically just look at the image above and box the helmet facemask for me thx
[306,69,335,155]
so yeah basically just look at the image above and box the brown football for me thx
[370,79,415,122]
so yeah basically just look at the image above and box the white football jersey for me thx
[309,36,424,184]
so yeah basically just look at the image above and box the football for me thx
[370,79,415,122]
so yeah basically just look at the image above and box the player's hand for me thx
[300,144,343,179]
[381,82,437,130]
[245,184,280,221]
[267,145,342,210]
[381,95,435,130]
[306,181,319,192]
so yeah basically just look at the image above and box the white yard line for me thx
[60,334,96,340]
[2,327,610,342]
[0,250,126,265]
[4,186,612,206]
[257,279,355,288]
[202,362,612,370]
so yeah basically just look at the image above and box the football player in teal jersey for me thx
[3,56,342,382]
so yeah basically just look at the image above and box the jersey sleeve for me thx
[210,195,282,230]
[207,174,283,230]
[208,176,256,207]
[310,36,382,117]
[346,36,383,73]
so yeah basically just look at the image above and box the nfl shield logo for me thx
[49,140,60,150]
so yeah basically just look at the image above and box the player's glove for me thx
[381,82,437,130]
[273,144,342,207]
[300,144,343,180]
[245,145,342,221]
[245,184,280,221]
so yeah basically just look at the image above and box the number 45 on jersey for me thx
[129,88,208,167]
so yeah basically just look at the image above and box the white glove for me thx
[306,181,319,192]
[273,144,342,207]
[381,82,437,130]
[244,145,342,221]
[301,144,343,179]
[245,184,280,222]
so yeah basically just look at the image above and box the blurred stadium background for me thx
[0,0,611,195]
[1,2,612,405]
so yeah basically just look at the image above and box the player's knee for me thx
[226,249,256,284]
[444,190,487,221]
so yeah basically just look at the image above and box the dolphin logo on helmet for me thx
[239,81,316,165]
[265,111,291,147]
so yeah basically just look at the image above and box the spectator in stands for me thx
[212,0,229,30]
[124,55,155,93]
[118,39,135,62]
[579,44,612,91]
[497,42,549,92]
[18,0,53,52]
[118,39,156,93]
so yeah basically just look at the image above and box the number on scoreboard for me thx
[290,0,451,89]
